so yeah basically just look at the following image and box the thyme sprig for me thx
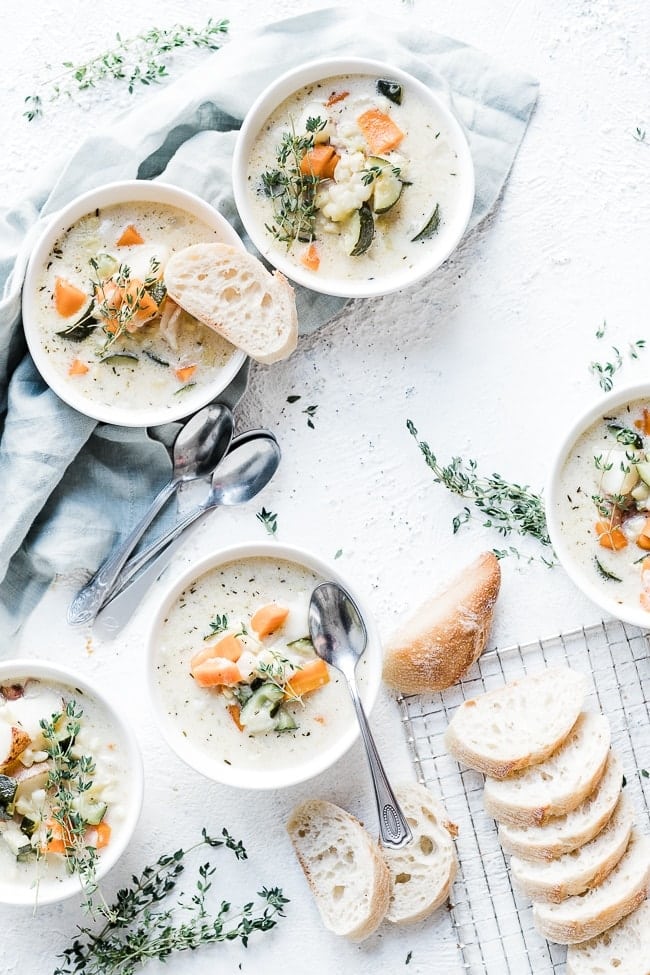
[257,508,278,536]
[261,117,326,245]
[54,829,288,975]
[91,256,164,351]
[24,20,229,121]
[407,420,553,558]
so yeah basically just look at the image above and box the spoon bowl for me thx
[309,582,412,849]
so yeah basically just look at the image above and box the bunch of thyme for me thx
[54,829,288,975]
[91,256,165,350]
[261,117,327,244]
[407,420,553,559]
[24,20,229,121]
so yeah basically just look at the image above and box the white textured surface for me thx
[1,0,649,973]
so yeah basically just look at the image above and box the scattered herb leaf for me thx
[257,508,278,536]
[594,556,623,582]
[405,951,413,965]
[334,549,343,559]
[203,613,229,641]
[287,394,301,404]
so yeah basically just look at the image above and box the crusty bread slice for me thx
[532,829,650,944]
[444,666,586,779]
[566,898,650,975]
[164,242,298,364]
[484,711,611,827]
[510,794,634,902]
[498,752,623,860]
[382,552,501,694]
[286,799,390,941]
[381,783,458,924]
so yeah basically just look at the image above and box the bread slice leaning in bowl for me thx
[286,799,390,941]
[382,552,501,694]
[444,666,587,779]
[498,751,623,860]
[565,897,650,975]
[483,710,611,827]
[532,829,650,944]
[510,793,634,903]
[381,782,458,924]
[164,242,298,364]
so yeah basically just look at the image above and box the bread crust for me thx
[566,899,650,975]
[382,551,501,694]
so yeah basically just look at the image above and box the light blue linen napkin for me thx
[0,6,539,641]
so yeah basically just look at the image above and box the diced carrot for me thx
[634,408,650,435]
[636,517,650,549]
[595,520,628,550]
[123,280,159,327]
[68,358,89,377]
[54,277,87,318]
[192,658,242,687]
[175,364,197,383]
[325,90,349,107]
[299,144,340,179]
[284,658,330,699]
[191,635,243,671]
[42,819,66,854]
[300,243,320,271]
[357,108,404,154]
[93,822,111,849]
[116,224,144,246]
[250,603,289,638]
[227,704,244,732]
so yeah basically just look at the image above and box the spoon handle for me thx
[346,675,413,850]
[67,478,178,626]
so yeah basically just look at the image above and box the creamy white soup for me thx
[152,557,369,773]
[34,201,237,413]
[245,73,463,281]
[556,398,650,616]
[0,677,130,896]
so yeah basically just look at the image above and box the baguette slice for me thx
[499,752,623,860]
[382,783,458,924]
[164,242,298,364]
[382,552,501,694]
[287,799,390,941]
[566,898,650,975]
[444,666,586,779]
[510,794,634,902]
[484,711,611,827]
[532,830,650,944]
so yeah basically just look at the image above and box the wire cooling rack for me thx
[397,619,650,975]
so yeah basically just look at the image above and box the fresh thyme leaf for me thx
[334,548,343,559]
[405,951,413,965]
[595,319,607,339]
[203,613,229,640]
[287,394,301,403]
[633,126,647,143]
[257,507,278,536]
[606,422,643,449]
[303,404,318,429]
[590,347,622,392]
[594,556,623,582]
[407,420,552,552]
[641,768,649,778]
[53,829,288,975]
[24,20,229,120]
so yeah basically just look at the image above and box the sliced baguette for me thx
[286,799,390,941]
[382,783,458,924]
[532,829,650,944]
[382,552,501,694]
[566,898,650,975]
[484,711,611,827]
[510,793,634,902]
[444,666,586,779]
[164,242,298,364]
[499,752,622,860]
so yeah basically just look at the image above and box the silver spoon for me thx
[309,582,412,850]
[93,430,281,637]
[67,402,234,626]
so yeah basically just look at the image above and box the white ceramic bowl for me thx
[0,659,143,906]
[232,56,474,299]
[22,180,247,427]
[146,542,382,789]
[546,382,650,628]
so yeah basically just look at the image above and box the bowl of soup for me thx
[22,180,247,427]
[0,659,143,906]
[146,542,382,789]
[232,56,474,299]
[547,383,650,627]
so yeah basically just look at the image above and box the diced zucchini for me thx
[0,774,17,807]
[2,827,33,859]
[412,203,441,242]
[348,204,375,257]
[56,303,97,343]
[72,795,107,826]
[92,253,119,279]
[239,683,285,735]
[100,352,139,367]
[19,816,37,837]
[286,637,314,653]
[373,169,403,214]
[273,707,297,732]
[376,79,402,104]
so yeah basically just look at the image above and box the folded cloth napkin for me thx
[0,6,539,641]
